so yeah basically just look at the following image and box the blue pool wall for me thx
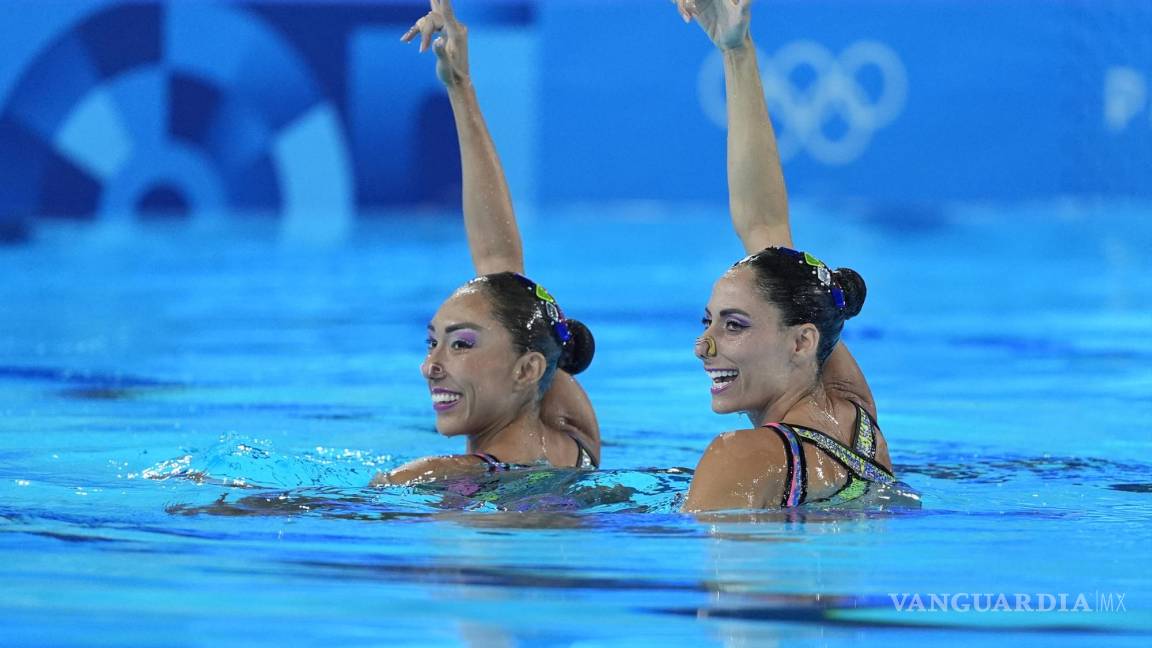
[0,0,1150,237]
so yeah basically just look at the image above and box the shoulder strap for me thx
[851,403,879,460]
[570,434,598,469]
[787,425,895,485]
[471,452,507,473]
[764,423,807,507]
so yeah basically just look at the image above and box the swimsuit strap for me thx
[819,409,880,504]
[471,452,508,473]
[570,434,598,469]
[850,403,879,460]
[764,423,807,507]
[475,434,598,473]
[764,407,896,507]
[786,423,896,485]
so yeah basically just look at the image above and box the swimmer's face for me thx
[421,287,539,438]
[697,267,812,422]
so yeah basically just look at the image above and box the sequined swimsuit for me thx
[471,434,597,472]
[763,403,896,507]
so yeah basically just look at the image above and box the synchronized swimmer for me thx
[371,0,599,488]
[372,0,899,512]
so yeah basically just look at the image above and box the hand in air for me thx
[402,0,470,87]
[675,0,752,51]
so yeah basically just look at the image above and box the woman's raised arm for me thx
[678,0,791,252]
[679,0,875,416]
[404,0,523,275]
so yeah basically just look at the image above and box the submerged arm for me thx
[404,0,523,275]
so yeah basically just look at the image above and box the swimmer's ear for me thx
[792,323,820,363]
[514,351,547,388]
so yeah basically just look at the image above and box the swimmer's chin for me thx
[711,404,741,416]
[709,395,742,415]
[432,422,470,438]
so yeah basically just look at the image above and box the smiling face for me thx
[697,266,812,420]
[421,287,537,438]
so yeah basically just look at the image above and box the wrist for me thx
[445,77,475,97]
[721,33,754,55]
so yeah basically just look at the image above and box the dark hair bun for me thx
[833,268,867,319]
[559,319,595,375]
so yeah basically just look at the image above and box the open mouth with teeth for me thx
[706,369,739,394]
[431,389,462,412]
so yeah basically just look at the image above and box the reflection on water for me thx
[899,451,1152,486]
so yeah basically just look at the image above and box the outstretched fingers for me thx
[401,13,445,52]
[421,16,440,52]
[402,0,461,51]
[401,20,421,43]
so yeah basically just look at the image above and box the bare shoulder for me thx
[705,427,781,456]
[370,454,486,487]
[683,427,792,512]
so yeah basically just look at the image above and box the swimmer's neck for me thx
[466,405,547,465]
[746,382,831,429]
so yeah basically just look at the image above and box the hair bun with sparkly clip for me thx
[831,268,867,319]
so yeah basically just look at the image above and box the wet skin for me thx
[422,287,542,442]
[696,266,819,426]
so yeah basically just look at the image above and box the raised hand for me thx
[401,0,470,87]
[675,0,752,51]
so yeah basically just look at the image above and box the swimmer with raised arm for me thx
[674,0,896,511]
[372,0,598,487]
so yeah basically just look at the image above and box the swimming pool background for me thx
[1,202,1150,645]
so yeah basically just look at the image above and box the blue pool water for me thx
[1,203,1150,645]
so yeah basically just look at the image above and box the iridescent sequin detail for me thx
[765,404,895,507]
[765,423,807,507]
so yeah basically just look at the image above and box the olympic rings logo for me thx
[698,40,908,165]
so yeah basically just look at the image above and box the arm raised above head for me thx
[723,39,792,252]
[678,0,791,252]
[678,2,880,432]
[403,0,523,275]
